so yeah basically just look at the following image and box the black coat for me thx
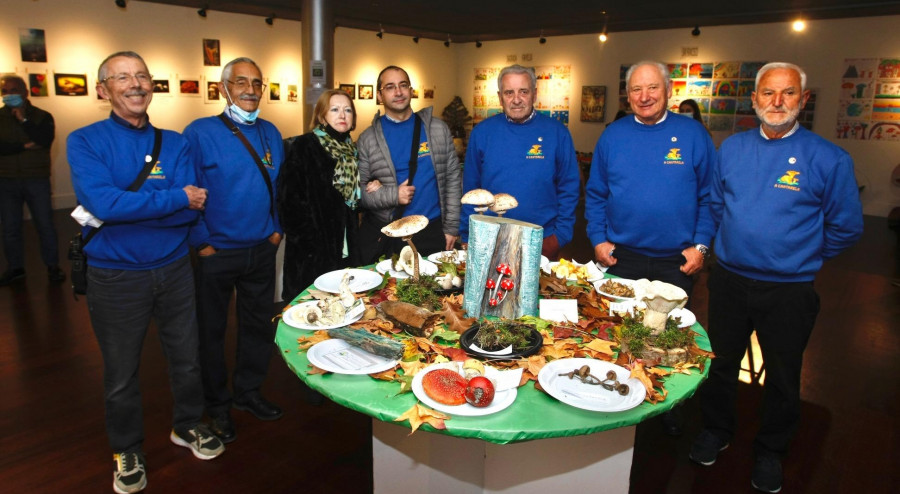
[277,133,358,301]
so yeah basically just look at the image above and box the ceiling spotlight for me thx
[376,24,384,39]
[691,25,700,36]
[265,15,274,25]
[412,36,419,43]
[444,35,451,48]
[114,0,126,7]
[598,32,608,43]
[197,7,207,18]
[475,40,482,48]
[792,19,806,32]
[539,29,546,44]
[599,13,609,43]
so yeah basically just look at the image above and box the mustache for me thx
[125,89,148,97]
[239,94,260,102]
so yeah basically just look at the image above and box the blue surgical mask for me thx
[223,85,260,124]
[3,94,24,107]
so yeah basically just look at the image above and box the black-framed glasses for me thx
[380,81,410,92]
[226,79,266,91]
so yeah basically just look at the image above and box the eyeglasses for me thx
[101,73,153,86]
[380,81,410,92]
[226,79,266,91]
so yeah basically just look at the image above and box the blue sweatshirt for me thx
[585,113,716,257]
[183,115,283,249]
[380,115,441,221]
[67,116,197,270]
[461,112,580,246]
[712,126,863,282]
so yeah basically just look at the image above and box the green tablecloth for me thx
[275,277,710,445]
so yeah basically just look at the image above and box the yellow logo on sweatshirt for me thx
[148,161,165,179]
[775,170,800,191]
[526,144,544,159]
[663,148,684,165]
[417,141,431,157]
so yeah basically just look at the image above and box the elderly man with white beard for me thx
[689,62,863,493]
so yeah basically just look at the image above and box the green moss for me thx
[395,276,442,311]
[473,319,534,352]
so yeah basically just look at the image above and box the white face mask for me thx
[223,85,260,124]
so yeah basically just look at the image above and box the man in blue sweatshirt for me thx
[184,57,284,444]
[586,61,715,297]
[461,64,580,259]
[68,51,223,494]
[689,62,863,493]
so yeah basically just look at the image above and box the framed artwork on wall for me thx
[179,79,200,96]
[205,79,220,104]
[269,82,281,103]
[287,84,299,102]
[581,85,606,122]
[203,39,220,66]
[54,73,87,96]
[20,28,47,62]
[152,79,170,94]
[29,73,49,97]
[339,84,356,99]
[358,84,373,100]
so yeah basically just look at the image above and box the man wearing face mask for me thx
[183,57,285,444]
[0,74,65,285]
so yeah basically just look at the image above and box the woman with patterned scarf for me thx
[276,90,380,302]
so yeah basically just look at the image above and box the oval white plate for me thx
[306,338,398,375]
[543,260,605,282]
[313,268,383,294]
[426,250,467,264]
[593,278,637,301]
[282,300,364,331]
[538,358,646,412]
[412,365,517,417]
[375,259,438,279]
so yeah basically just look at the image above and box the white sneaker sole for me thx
[169,430,223,460]
[113,474,147,493]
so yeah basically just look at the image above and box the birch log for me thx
[326,327,405,360]
[463,215,543,319]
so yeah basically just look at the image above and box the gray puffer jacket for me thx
[357,106,461,236]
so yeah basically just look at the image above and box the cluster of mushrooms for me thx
[460,189,518,216]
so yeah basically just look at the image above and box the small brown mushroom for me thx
[489,193,518,217]
[381,215,429,280]
[461,188,495,215]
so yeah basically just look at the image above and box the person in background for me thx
[0,74,65,286]
[183,57,285,445]
[689,62,863,493]
[679,98,712,137]
[68,51,223,494]
[278,89,373,302]
[356,65,461,263]
[460,64,580,259]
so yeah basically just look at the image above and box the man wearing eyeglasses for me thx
[183,57,285,445]
[356,65,461,262]
[460,64,580,260]
[68,51,221,494]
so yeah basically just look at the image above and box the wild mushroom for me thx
[639,280,688,334]
[461,189,495,215]
[489,193,518,217]
[381,215,429,280]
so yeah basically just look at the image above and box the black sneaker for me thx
[209,412,236,444]
[751,454,783,493]
[113,452,147,493]
[48,266,66,282]
[0,268,26,286]
[170,424,225,460]
[689,429,730,466]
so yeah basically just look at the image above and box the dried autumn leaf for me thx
[552,325,574,339]
[394,374,414,394]
[523,355,546,376]
[399,360,426,377]
[369,368,398,381]
[394,403,449,434]
[307,364,329,375]
[584,338,619,356]
[297,330,330,350]
[630,361,667,404]
[439,298,477,334]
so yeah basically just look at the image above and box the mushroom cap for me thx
[489,193,518,213]
[461,188,495,206]
[381,215,429,238]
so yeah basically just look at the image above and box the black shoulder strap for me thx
[393,113,423,220]
[217,113,275,220]
[83,127,163,245]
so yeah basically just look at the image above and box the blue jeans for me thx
[196,241,277,414]
[0,177,60,270]
[87,255,204,453]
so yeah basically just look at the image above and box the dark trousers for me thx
[700,264,819,457]
[607,246,695,300]
[356,214,446,266]
[87,255,203,453]
[196,241,277,414]
[0,177,59,270]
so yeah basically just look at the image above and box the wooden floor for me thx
[0,209,897,493]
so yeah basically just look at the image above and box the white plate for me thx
[593,278,637,301]
[426,250,467,264]
[313,268,383,294]
[543,260,605,282]
[375,258,438,279]
[412,365,517,417]
[282,300,365,331]
[538,358,646,412]
[306,338,399,375]
[609,300,696,328]
[540,255,550,269]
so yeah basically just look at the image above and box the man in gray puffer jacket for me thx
[356,65,461,263]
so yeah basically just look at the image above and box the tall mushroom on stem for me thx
[381,215,430,280]
[461,189,494,215]
[489,193,518,217]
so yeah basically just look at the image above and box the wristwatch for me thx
[694,244,709,258]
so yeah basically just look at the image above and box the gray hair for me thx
[497,64,536,91]
[625,61,671,90]
[0,74,27,93]
[98,51,147,81]
[221,57,262,82]
[756,62,807,91]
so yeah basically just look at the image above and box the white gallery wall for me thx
[1,0,897,216]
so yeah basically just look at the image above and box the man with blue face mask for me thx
[0,74,65,286]
[183,57,285,444]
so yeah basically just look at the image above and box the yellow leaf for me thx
[297,330,330,350]
[584,338,619,356]
[399,360,426,377]
[394,403,449,434]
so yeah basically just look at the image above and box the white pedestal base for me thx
[372,419,635,494]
